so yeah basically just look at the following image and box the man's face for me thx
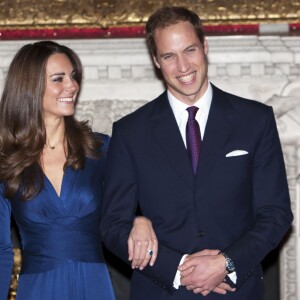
[153,21,209,105]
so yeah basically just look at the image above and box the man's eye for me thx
[187,48,196,53]
[163,54,173,60]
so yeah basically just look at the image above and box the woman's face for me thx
[43,53,79,121]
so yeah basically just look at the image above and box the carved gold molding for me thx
[0,0,299,29]
[8,248,22,300]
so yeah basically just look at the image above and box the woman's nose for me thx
[66,78,79,92]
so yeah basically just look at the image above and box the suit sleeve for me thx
[224,107,293,288]
[0,185,14,299]
[101,122,184,293]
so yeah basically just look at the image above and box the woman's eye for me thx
[52,77,63,82]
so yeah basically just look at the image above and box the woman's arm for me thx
[128,216,158,270]
[0,190,14,299]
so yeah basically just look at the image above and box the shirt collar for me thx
[168,82,213,120]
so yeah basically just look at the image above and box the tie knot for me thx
[187,106,199,120]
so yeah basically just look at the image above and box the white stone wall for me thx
[0,36,299,299]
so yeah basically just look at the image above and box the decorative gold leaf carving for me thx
[0,0,299,29]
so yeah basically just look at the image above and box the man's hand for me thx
[179,250,235,296]
[201,281,236,296]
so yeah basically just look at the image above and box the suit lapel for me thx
[150,92,195,190]
[196,85,234,188]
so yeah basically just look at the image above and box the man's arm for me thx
[224,107,293,287]
[101,121,238,296]
[179,107,293,291]
[100,122,185,293]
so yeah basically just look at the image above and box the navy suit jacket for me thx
[101,84,293,299]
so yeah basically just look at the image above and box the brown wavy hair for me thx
[146,6,205,58]
[0,41,102,200]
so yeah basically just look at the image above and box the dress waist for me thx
[20,215,104,274]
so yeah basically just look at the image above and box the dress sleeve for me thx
[0,185,14,299]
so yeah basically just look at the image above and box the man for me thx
[101,6,293,299]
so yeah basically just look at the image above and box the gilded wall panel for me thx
[0,0,299,29]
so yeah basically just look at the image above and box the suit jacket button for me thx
[197,231,205,237]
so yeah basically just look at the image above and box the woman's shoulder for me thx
[93,132,110,153]
[93,132,110,143]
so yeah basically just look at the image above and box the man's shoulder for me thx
[115,91,167,125]
[212,84,272,115]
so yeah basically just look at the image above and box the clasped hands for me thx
[179,249,236,296]
[127,217,235,296]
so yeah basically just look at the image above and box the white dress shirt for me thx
[168,83,212,146]
[167,82,237,288]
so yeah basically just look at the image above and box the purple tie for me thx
[186,106,201,175]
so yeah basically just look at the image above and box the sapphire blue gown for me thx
[0,134,116,300]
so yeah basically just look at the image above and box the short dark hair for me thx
[146,6,205,57]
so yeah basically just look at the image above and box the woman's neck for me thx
[44,117,66,150]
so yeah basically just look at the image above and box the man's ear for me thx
[203,39,209,55]
[153,56,161,69]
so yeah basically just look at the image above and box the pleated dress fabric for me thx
[0,134,116,300]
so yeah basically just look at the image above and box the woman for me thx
[0,41,157,299]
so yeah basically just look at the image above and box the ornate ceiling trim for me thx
[0,0,299,39]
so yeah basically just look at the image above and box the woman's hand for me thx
[128,216,158,270]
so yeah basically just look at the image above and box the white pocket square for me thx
[226,150,248,157]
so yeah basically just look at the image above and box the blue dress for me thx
[0,134,116,300]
